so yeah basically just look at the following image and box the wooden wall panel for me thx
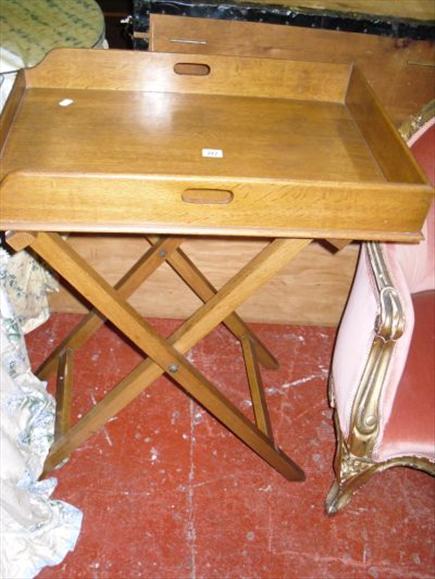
[50,236,358,326]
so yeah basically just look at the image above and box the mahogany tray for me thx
[0,48,432,241]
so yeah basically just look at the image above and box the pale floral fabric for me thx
[2,248,58,333]
[0,249,83,579]
[0,270,82,579]
[0,45,83,579]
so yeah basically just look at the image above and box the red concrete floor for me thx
[25,313,435,579]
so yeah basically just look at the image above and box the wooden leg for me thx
[37,236,183,380]
[37,234,277,378]
[148,237,279,370]
[241,335,273,440]
[54,349,73,439]
[8,232,310,481]
[326,239,352,251]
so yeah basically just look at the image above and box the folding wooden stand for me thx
[8,231,308,480]
[1,49,431,482]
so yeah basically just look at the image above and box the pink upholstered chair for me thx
[326,104,435,514]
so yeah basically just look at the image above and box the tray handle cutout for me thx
[174,62,211,76]
[182,188,233,205]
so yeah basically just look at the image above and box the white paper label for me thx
[58,98,74,107]
[202,148,223,158]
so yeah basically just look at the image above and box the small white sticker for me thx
[58,98,74,107]
[202,148,223,159]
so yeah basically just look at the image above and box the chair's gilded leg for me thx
[326,410,435,515]
[9,232,310,481]
[37,236,184,380]
[326,415,379,514]
[147,237,279,370]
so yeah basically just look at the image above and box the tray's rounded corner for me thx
[23,46,93,80]
[0,168,28,192]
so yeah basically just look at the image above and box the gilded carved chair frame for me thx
[327,242,435,514]
[326,103,435,515]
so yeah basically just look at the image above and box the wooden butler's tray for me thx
[0,48,432,240]
[0,49,433,481]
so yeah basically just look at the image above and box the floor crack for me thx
[187,398,197,579]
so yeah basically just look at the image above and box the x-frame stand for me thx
[7,231,312,481]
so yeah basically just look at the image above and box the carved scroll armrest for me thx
[369,242,405,342]
[348,242,406,458]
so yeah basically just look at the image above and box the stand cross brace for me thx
[7,231,310,482]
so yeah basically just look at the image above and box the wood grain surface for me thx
[24,48,351,101]
[2,91,382,181]
[150,15,435,126]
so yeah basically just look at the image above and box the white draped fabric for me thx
[0,48,83,579]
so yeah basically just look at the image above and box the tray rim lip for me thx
[20,46,354,103]
[23,45,354,75]
[1,169,431,242]
[9,84,354,103]
[1,169,433,193]
[0,218,425,243]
